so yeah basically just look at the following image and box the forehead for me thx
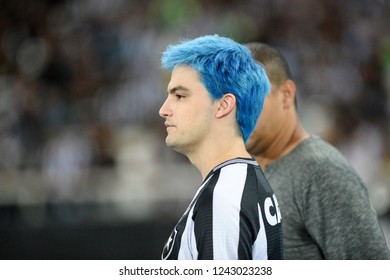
[167,65,202,90]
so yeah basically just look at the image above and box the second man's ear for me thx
[281,80,297,109]
[216,93,236,118]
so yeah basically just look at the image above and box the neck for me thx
[187,135,250,181]
[255,119,309,170]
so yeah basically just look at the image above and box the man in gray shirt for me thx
[245,42,390,259]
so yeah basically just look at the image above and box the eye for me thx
[176,94,185,100]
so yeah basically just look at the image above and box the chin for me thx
[167,141,191,156]
[245,140,255,151]
[246,141,261,155]
[166,138,180,150]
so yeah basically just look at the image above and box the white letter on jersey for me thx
[264,194,281,226]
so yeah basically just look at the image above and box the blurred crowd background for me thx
[0,0,389,259]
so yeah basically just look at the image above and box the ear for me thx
[215,93,236,118]
[280,80,297,109]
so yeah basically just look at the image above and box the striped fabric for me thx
[161,158,283,260]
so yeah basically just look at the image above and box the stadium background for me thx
[0,0,389,259]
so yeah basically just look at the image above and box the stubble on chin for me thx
[166,137,193,156]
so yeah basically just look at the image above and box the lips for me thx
[164,122,175,130]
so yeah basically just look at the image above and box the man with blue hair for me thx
[159,34,284,260]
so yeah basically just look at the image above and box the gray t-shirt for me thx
[265,135,390,259]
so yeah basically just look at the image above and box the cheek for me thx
[259,95,280,122]
[189,107,213,135]
[255,104,275,135]
[257,104,270,126]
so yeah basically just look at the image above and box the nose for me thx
[159,98,171,118]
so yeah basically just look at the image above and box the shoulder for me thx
[199,162,268,207]
[281,136,369,205]
[298,138,374,214]
[291,136,361,181]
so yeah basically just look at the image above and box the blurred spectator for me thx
[0,0,388,230]
[41,125,93,202]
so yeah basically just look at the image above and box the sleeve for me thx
[302,164,390,259]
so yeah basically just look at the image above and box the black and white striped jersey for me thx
[161,157,284,260]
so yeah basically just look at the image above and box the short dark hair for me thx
[246,42,298,108]
[245,42,293,87]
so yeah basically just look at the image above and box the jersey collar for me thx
[203,157,258,183]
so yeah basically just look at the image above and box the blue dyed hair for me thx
[161,34,270,142]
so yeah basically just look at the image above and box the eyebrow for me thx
[167,85,189,95]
